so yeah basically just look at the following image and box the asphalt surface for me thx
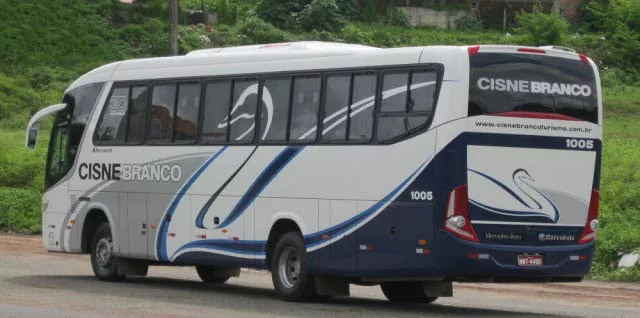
[1,234,639,318]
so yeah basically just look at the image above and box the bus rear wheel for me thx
[195,265,232,284]
[90,222,124,281]
[270,232,317,301]
[380,282,438,304]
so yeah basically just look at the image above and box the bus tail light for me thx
[443,185,479,242]
[578,190,599,244]
[579,53,590,64]
[518,47,546,54]
[468,46,480,56]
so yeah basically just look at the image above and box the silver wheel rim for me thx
[278,246,301,289]
[95,237,113,269]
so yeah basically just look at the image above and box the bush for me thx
[456,16,483,31]
[0,74,45,129]
[0,187,42,234]
[178,25,215,54]
[295,0,347,33]
[237,17,289,44]
[216,0,238,25]
[207,24,242,47]
[0,0,130,75]
[339,24,373,44]
[356,0,409,27]
[514,4,570,46]
[578,1,640,69]
[256,0,309,30]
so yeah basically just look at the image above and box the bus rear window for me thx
[468,53,598,123]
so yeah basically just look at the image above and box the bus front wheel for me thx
[380,282,438,304]
[90,222,124,281]
[270,232,317,301]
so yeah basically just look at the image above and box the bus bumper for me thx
[436,232,595,282]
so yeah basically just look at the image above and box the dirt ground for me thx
[0,233,639,318]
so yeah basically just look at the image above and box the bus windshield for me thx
[468,52,599,124]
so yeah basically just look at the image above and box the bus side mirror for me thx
[27,123,40,149]
[25,103,68,150]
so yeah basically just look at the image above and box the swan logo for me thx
[217,80,436,141]
[468,168,560,222]
[217,83,274,141]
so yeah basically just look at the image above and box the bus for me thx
[25,41,602,303]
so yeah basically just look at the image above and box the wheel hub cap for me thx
[278,247,300,289]
[95,238,113,268]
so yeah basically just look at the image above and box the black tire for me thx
[380,281,438,304]
[270,232,317,301]
[90,222,125,281]
[195,265,232,284]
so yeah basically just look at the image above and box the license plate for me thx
[517,255,543,267]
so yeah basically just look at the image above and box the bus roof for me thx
[65,42,592,93]
[66,41,444,91]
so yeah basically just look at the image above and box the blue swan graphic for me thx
[468,168,559,222]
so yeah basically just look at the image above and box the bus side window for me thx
[229,79,258,143]
[322,75,350,141]
[148,84,177,142]
[174,83,201,141]
[376,69,437,142]
[127,85,148,144]
[260,78,291,142]
[290,76,321,142]
[349,74,375,142]
[95,87,130,143]
[201,81,231,143]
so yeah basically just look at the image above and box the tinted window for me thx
[67,82,103,163]
[322,75,350,141]
[377,117,407,141]
[381,72,408,112]
[468,53,598,123]
[127,86,148,144]
[409,71,437,112]
[175,83,201,141]
[69,82,105,126]
[46,117,70,189]
[95,87,129,143]
[201,82,231,143]
[377,70,437,142]
[230,79,258,142]
[290,77,321,142]
[349,74,376,142]
[261,78,291,141]
[148,84,176,142]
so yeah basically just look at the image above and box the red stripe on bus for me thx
[489,112,581,121]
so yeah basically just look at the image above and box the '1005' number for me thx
[566,138,594,149]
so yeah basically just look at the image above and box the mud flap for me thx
[315,277,350,297]
[423,281,453,297]
[117,258,149,276]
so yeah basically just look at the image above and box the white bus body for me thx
[27,42,602,302]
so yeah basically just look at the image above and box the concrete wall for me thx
[396,6,471,29]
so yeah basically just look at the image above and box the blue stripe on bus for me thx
[215,146,304,229]
[157,146,228,261]
[304,158,430,248]
[172,239,267,258]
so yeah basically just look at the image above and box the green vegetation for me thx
[0,0,639,280]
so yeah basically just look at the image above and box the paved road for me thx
[1,234,639,318]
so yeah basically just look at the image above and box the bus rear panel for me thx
[434,46,601,282]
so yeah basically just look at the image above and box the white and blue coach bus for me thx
[26,42,602,303]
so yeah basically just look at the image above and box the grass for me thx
[588,109,640,281]
[0,0,638,280]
